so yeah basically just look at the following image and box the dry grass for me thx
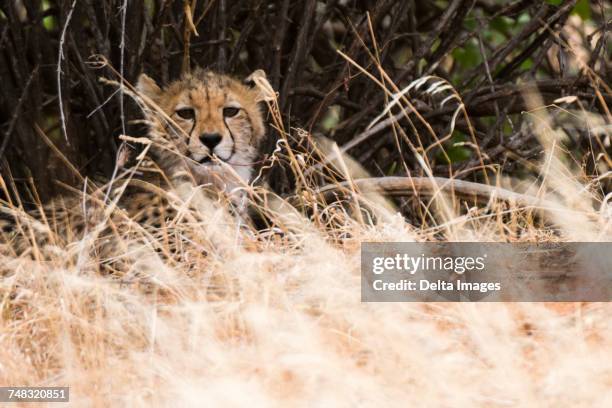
[0,61,611,407]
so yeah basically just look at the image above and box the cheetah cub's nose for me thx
[199,133,222,150]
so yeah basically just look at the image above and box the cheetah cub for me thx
[0,70,273,262]
[136,68,271,191]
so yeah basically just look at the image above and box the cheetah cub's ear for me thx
[136,73,162,103]
[244,69,275,103]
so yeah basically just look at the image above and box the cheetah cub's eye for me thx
[176,108,195,120]
[223,107,240,118]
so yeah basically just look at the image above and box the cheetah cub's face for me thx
[137,68,269,185]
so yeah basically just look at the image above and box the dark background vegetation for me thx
[0,0,610,201]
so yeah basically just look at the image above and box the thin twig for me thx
[56,0,78,145]
[119,0,128,136]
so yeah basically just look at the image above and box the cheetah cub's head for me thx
[136,68,270,186]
